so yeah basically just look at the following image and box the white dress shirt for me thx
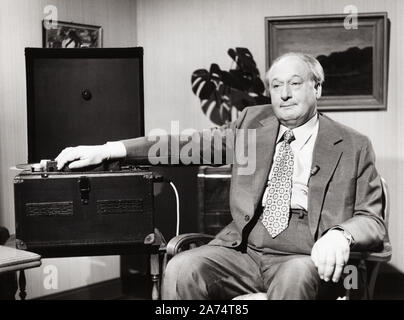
[262,113,319,211]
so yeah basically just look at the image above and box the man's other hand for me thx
[55,145,110,170]
[311,230,350,283]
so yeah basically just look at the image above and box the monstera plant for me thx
[191,48,271,126]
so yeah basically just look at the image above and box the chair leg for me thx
[366,262,381,300]
[150,253,160,300]
[18,270,27,300]
[357,259,368,300]
[346,259,368,300]
[344,288,351,300]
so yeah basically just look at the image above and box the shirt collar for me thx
[277,113,319,150]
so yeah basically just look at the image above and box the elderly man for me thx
[56,52,386,300]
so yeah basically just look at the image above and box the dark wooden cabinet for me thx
[197,165,232,235]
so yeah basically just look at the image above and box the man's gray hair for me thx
[266,52,325,87]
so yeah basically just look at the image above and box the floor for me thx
[120,273,404,300]
[33,267,404,300]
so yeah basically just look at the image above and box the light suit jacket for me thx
[123,105,387,251]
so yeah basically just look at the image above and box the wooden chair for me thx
[164,178,392,300]
[0,229,42,300]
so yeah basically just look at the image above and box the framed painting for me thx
[42,20,102,48]
[265,12,389,111]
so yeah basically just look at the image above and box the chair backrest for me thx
[381,177,390,228]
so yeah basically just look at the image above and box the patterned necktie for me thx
[262,130,295,238]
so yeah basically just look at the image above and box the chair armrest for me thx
[167,235,392,262]
[166,233,215,257]
[349,241,392,262]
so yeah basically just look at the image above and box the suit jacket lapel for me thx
[307,114,343,239]
[250,116,279,209]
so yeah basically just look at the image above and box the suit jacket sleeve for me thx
[337,138,387,251]
[120,108,249,165]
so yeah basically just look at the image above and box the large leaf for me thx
[191,48,271,125]
[191,69,216,99]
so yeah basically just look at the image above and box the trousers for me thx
[162,212,344,300]
[162,244,344,300]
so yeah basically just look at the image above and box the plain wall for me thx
[135,0,404,272]
[0,0,137,299]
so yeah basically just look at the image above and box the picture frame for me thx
[42,20,103,49]
[265,12,389,111]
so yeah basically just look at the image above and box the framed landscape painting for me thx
[265,13,389,111]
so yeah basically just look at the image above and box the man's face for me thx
[267,56,320,128]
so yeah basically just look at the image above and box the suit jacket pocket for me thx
[208,221,241,246]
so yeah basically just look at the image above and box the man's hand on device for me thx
[55,142,126,170]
